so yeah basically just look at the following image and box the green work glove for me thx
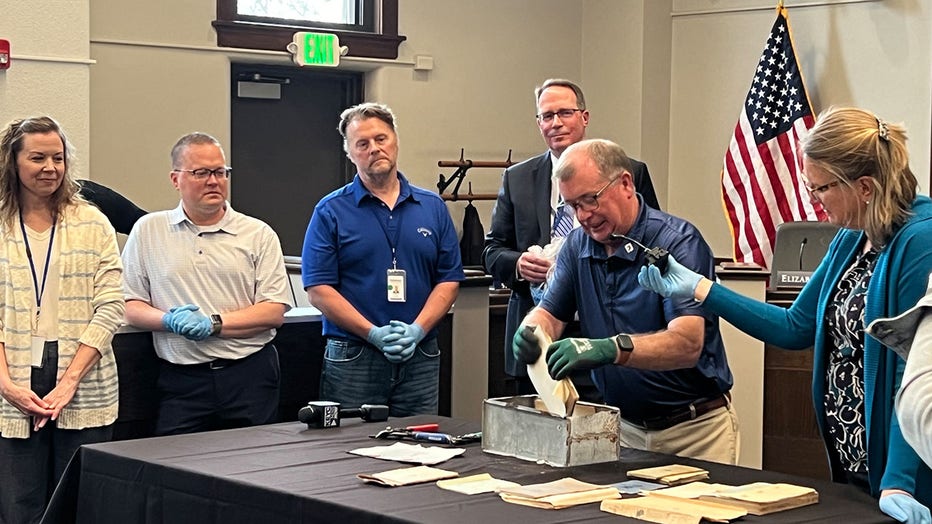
[512,324,542,364]
[546,337,618,380]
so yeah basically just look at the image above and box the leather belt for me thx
[164,343,274,371]
[628,392,730,431]
[166,357,243,371]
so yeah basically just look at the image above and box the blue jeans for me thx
[320,337,440,417]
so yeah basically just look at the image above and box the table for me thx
[42,416,888,524]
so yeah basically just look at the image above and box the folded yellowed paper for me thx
[498,477,619,510]
[601,495,747,523]
[435,473,520,495]
[524,325,579,417]
[626,464,710,486]
[357,465,458,487]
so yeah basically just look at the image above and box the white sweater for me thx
[0,203,124,439]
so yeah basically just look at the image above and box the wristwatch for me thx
[614,334,634,353]
[210,314,223,336]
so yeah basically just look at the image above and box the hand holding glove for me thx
[380,320,425,363]
[162,304,212,341]
[880,491,932,524]
[637,254,703,300]
[367,324,397,353]
[513,324,542,364]
[546,337,617,380]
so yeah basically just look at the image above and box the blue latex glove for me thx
[162,305,212,341]
[367,324,396,351]
[637,254,703,300]
[381,320,425,363]
[368,324,409,363]
[880,492,932,524]
[546,337,617,380]
[162,304,199,331]
[513,324,542,365]
[178,314,213,342]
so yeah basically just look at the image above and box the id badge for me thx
[387,269,407,302]
[31,336,46,368]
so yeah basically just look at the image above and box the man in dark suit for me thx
[483,78,658,395]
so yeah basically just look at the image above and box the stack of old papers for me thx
[626,464,710,486]
[498,477,620,509]
[601,495,746,524]
[700,482,818,515]
[646,481,818,516]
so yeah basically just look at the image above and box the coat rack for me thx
[437,148,513,202]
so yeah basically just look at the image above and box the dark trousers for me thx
[0,342,112,524]
[155,343,281,436]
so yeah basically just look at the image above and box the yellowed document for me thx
[525,325,579,417]
[357,465,458,487]
[436,473,520,495]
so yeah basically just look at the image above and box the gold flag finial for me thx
[777,0,785,10]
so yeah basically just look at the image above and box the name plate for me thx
[775,270,813,288]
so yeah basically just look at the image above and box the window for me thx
[214,0,405,59]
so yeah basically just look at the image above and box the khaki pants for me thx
[619,402,740,465]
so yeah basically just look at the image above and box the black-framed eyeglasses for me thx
[536,108,582,124]
[805,180,840,196]
[565,177,617,212]
[173,167,232,180]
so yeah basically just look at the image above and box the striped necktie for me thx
[552,202,574,238]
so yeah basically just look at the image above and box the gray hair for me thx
[555,139,632,182]
[171,132,222,169]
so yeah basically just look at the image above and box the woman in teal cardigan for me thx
[641,107,932,523]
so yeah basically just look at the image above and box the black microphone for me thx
[298,401,390,428]
[798,237,808,271]
[609,232,669,273]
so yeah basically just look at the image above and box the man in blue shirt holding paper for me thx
[302,103,464,416]
[513,138,737,464]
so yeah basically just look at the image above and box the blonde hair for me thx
[0,116,81,228]
[800,106,916,247]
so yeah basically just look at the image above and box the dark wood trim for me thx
[214,0,405,60]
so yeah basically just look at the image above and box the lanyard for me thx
[369,201,405,270]
[19,210,56,319]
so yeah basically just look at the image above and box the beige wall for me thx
[668,0,932,255]
[0,0,91,178]
[87,0,585,227]
[4,0,931,255]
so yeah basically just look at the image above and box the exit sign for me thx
[289,32,343,67]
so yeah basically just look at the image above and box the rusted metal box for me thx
[481,395,620,467]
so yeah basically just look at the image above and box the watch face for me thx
[616,334,634,352]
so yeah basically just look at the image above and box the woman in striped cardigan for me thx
[0,116,125,524]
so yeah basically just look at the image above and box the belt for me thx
[164,343,274,371]
[628,392,730,431]
[166,357,244,371]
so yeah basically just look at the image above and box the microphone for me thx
[798,237,808,271]
[298,401,390,428]
[609,232,670,273]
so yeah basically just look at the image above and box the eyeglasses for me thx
[173,167,232,180]
[805,180,840,196]
[536,108,582,124]
[565,177,617,212]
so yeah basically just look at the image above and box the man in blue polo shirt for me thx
[513,138,738,464]
[302,102,464,417]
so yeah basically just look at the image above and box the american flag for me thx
[721,4,826,269]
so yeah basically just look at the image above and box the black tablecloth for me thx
[43,415,890,523]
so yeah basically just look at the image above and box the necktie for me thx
[552,202,574,238]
